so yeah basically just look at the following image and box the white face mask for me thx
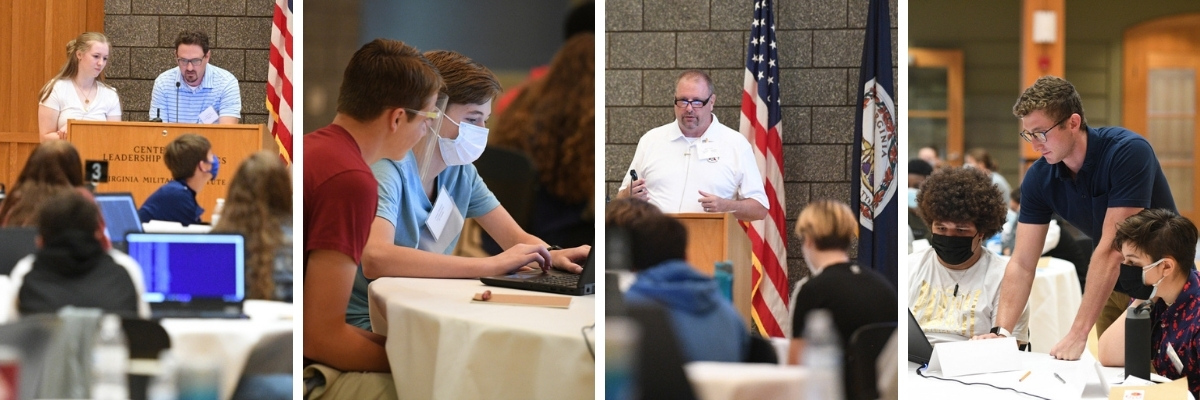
[800,236,820,278]
[438,114,488,166]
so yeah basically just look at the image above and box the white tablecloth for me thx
[1029,257,1082,353]
[159,300,293,400]
[685,362,807,400]
[906,351,1109,399]
[368,278,595,400]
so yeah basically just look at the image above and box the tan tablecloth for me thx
[1029,257,1082,353]
[685,362,807,400]
[368,277,595,400]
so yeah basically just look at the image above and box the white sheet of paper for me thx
[927,337,1020,377]
[198,106,219,124]
[425,187,454,241]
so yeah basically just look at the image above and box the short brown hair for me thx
[677,69,715,97]
[165,134,211,181]
[1013,75,1087,129]
[795,200,858,251]
[917,167,1007,238]
[423,50,502,106]
[174,30,211,54]
[337,39,443,122]
[1113,209,1198,274]
[605,198,687,272]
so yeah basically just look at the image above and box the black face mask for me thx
[930,234,978,266]
[1118,263,1156,300]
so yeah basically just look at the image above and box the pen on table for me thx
[1019,371,1031,382]
[1053,373,1066,384]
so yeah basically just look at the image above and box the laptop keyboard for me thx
[151,310,247,319]
[528,274,580,287]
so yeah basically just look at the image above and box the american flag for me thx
[852,0,898,285]
[266,0,293,164]
[738,0,789,338]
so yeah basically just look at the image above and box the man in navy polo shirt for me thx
[138,133,217,226]
[977,76,1175,361]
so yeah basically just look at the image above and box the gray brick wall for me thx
[104,0,274,126]
[605,0,898,295]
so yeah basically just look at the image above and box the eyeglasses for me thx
[176,57,205,67]
[405,107,442,120]
[674,95,713,108]
[1019,114,1071,143]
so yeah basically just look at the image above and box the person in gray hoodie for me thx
[606,197,749,362]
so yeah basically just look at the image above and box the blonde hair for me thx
[38,32,112,103]
[212,151,292,300]
[794,200,858,251]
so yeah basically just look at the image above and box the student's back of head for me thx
[605,198,687,272]
[0,141,84,226]
[214,151,292,301]
[164,133,211,181]
[338,39,443,123]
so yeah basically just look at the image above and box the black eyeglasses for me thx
[674,95,713,108]
[1019,114,1071,143]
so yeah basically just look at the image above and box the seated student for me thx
[788,200,896,370]
[606,197,748,362]
[8,190,150,320]
[352,50,589,330]
[910,167,1029,345]
[0,141,85,227]
[1099,209,1200,398]
[138,133,218,226]
[212,151,293,302]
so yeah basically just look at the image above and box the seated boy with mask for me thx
[909,167,1029,345]
[138,133,219,226]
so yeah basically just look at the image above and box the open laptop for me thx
[94,192,144,248]
[125,232,247,319]
[480,246,595,296]
[908,310,935,364]
[0,227,37,275]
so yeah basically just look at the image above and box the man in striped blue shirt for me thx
[149,31,241,124]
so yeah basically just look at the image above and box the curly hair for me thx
[916,167,1007,238]
[490,34,594,205]
[1013,75,1087,130]
[0,141,84,227]
[212,151,292,300]
[1113,209,1198,274]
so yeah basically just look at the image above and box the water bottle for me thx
[803,309,843,400]
[211,198,225,227]
[1125,303,1152,380]
[147,349,178,400]
[91,314,129,400]
[714,261,733,303]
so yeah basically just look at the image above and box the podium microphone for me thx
[150,108,162,123]
[175,81,181,123]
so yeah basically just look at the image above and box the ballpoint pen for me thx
[1054,372,1066,384]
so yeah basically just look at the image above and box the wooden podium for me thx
[67,120,270,222]
[671,212,753,326]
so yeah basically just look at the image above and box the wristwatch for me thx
[990,326,1011,338]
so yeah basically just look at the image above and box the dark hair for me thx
[1113,209,1198,274]
[337,39,443,122]
[213,151,291,300]
[563,1,594,39]
[174,30,211,54]
[908,158,932,177]
[165,134,212,181]
[0,141,84,226]
[967,148,997,171]
[605,198,687,272]
[1013,75,1088,130]
[423,50,502,106]
[917,167,1007,238]
[37,190,100,243]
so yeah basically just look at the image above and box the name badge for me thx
[425,187,455,241]
[695,141,720,162]
[198,106,219,124]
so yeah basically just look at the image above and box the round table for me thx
[368,277,595,400]
[1029,257,1082,353]
[685,362,807,400]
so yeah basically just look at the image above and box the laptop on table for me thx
[480,247,595,296]
[125,232,247,319]
[908,309,935,364]
[94,192,144,248]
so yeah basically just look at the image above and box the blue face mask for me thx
[908,187,919,209]
[209,154,220,181]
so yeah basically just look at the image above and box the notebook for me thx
[0,227,37,275]
[480,247,595,296]
[908,309,935,364]
[94,192,144,248]
[125,232,247,319]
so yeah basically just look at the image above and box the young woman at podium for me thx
[37,32,122,142]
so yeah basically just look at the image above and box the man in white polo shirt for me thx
[617,69,768,221]
[149,30,242,124]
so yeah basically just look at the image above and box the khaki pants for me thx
[1095,291,1131,338]
[304,364,397,400]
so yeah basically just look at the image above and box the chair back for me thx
[0,227,37,275]
[846,322,897,400]
[743,335,778,364]
[474,146,537,229]
[231,331,292,400]
[122,318,170,359]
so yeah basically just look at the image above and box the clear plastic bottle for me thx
[91,314,129,400]
[802,309,843,400]
[212,198,225,227]
[147,349,178,400]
